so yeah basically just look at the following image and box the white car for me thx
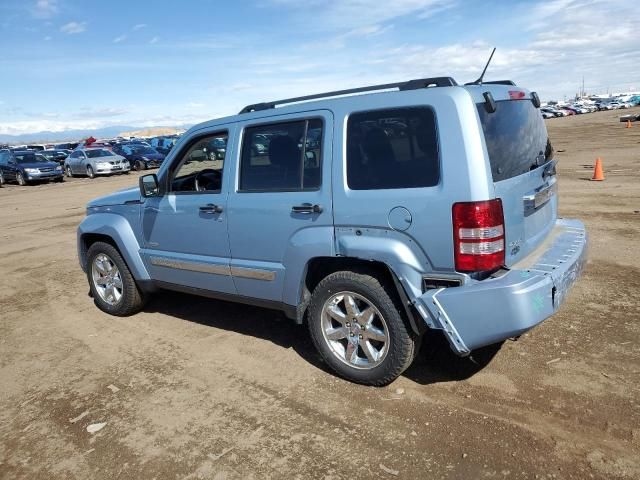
[64,148,130,178]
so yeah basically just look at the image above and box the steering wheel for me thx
[194,168,221,192]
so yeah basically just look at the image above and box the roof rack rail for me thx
[465,80,516,86]
[239,76,458,114]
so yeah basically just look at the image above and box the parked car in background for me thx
[55,142,80,150]
[64,148,130,178]
[0,149,64,185]
[112,143,165,171]
[149,136,179,155]
[73,141,113,151]
[40,149,69,164]
[541,107,566,117]
[208,137,226,160]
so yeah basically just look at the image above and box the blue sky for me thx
[0,0,638,135]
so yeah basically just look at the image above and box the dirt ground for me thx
[1,108,639,479]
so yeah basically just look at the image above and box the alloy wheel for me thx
[321,291,390,370]
[91,253,123,306]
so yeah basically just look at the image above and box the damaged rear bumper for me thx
[415,219,587,355]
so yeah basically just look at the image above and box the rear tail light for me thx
[452,199,505,272]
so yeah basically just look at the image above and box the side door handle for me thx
[291,203,323,214]
[199,203,223,214]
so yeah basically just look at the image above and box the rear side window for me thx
[347,107,439,190]
[477,100,553,182]
[240,119,323,192]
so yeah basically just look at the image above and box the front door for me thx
[140,128,236,294]
[227,111,334,304]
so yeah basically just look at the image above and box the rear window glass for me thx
[347,107,439,190]
[477,100,553,182]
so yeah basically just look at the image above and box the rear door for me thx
[476,97,557,265]
[226,111,334,303]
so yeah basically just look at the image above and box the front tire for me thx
[86,165,95,178]
[16,172,26,186]
[66,166,73,177]
[0,171,4,186]
[86,241,145,316]
[308,270,417,386]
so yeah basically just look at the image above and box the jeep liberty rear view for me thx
[77,76,587,385]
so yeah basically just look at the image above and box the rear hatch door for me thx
[476,96,557,266]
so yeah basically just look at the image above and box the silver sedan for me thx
[64,148,130,178]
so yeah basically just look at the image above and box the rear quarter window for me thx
[347,107,439,190]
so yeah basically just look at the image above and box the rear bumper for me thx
[416,219,587,355]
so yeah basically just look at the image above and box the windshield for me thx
[86,149,114,158]
[477,100,553,182]
[15,153,46,164]
[132,146,157,155]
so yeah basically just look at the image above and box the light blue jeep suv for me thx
[77,77,587,385]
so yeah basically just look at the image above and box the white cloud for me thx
[149,36,159,44]
[60,21,86,34]
[76,107,128,117]
[33,0,58,19]
[186,102,204,108]
[43,35,52,41]
[113,34,127,43]
[132,23,147,31]
[271,0,455,29]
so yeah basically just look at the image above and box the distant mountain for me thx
[0,125,191,145]
[118,127,186,138]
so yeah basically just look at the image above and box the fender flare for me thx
[77,213,150,280]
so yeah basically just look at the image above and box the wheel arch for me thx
[77,213,150,281]
[295,256,426,336]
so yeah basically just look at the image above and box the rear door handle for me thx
[291,203,323,214]
[199,203,223,214]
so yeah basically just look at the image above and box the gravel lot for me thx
[1,108,639,479]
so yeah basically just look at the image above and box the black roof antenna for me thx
[469,47,496,85]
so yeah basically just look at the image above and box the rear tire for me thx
[0,171,4,186]
[86,241,145,316]
[66,166,73,177]
[308,270,417,386]
[134,160,144,171]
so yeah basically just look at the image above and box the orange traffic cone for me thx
[627,120,632,128]
[591,157,605,181]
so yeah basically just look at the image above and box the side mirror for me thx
[139,173,160,197]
